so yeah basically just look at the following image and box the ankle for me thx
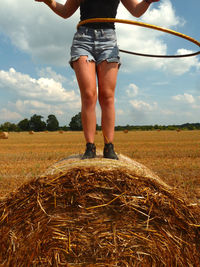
[104,142,113,146]
[103,143,118,160]
[82,143,96,160]
[87,142,95,146]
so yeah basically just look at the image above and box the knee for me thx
[82,90,97,107]
[99,90,114,107]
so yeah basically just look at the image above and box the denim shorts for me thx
[69,26,121,68]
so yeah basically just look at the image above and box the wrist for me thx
[45,0,53,5]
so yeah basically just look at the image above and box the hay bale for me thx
[0,153,200,266]
[29,131,34,135]
[0,132,8,139]
[123,129,128,134]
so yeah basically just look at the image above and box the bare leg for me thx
[73,57,97,143]
[97,61,119,143]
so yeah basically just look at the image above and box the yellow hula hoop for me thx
[77,18,200,58]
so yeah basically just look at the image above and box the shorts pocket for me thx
[74,31,85,40]
[103,31,117,41]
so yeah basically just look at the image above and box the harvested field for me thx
[1,130,200,201]
[0,153,200,266]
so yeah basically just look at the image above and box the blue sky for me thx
[0,0,200,126]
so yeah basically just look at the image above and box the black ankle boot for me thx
[82,143,96,159]
[103,143,118,160]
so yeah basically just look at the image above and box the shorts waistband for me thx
[78,26,115,35]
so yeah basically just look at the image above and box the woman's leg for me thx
[73,56,97,144]
[97,60,119,144]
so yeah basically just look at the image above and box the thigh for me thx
[73,56,97,95]
[97,61,119,96]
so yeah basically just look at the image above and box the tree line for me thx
[0,113,82,132]
[115,122,200,131]
[0,112,200,132]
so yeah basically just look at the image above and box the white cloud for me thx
[15,99,51,113]
[116,0,178,71]
[8,97,81,125]
[161,49,200,75]
[0,67,81,124]
[37,67,67,83]
[130,99,157,111]
[0,0,78,66]
[126,83,139,97]
[0,108,22,122]
[15,99,69,118]
[0,68,79,103]
[1,0,200,127]
[142,0,184,28]
[116,0,200,74]
[1,0,199,75]
[172,93,195,104]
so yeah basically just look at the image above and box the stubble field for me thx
[0,130,200,203]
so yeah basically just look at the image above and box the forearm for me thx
[43,0,79,19]
[133,0,151,17]
[121,0,156,18]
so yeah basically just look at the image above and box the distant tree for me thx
[18,118,30,131]
[29,114,46,131]
[60,125,70,131]
[167,126,176,131]
[2,122,11,131]
[69,112,82,131]
[187,125,196,130]
[46,114,59,131]
[96,124,101,131]
[0,122,20,132]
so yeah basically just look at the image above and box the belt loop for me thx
[94,29,97,38]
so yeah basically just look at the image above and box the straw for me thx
[0,153,199,266]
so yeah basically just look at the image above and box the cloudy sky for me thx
[0,0,200,126]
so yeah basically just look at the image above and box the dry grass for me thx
[0,130,199,202]
[0,154,200,266]
[0,131,200,266]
